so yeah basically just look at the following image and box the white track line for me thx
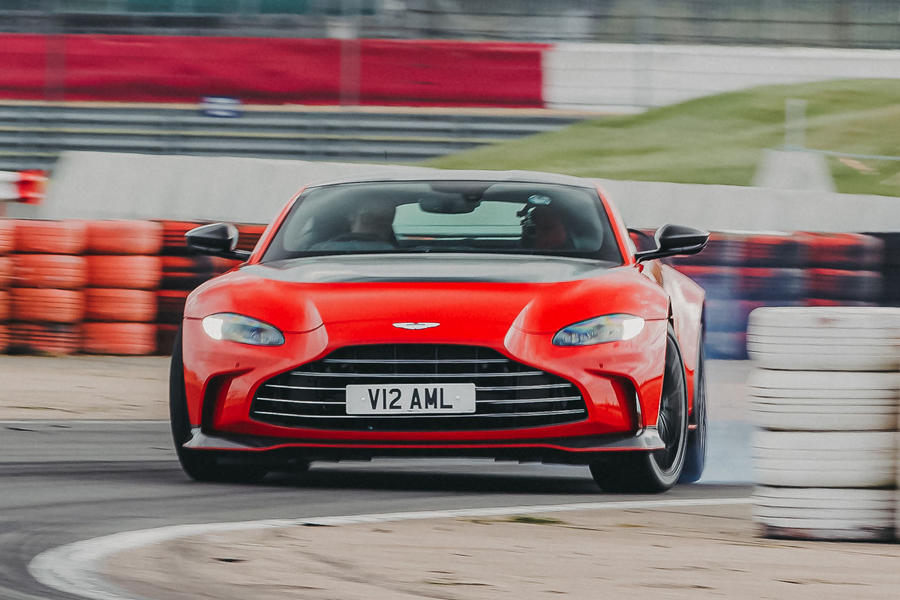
[29,496,750,600]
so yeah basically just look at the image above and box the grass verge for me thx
[426,79,900,197]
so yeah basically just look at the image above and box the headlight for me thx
[552,314,645,346]
[201,313,285,346]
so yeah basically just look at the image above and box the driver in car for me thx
[349,202,396,242]
[523,204,572,250]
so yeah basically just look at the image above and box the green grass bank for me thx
[426,79,900,197]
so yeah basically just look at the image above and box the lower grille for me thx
[250,344,587,431]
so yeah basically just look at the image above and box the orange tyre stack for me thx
[155,220,253,355]
[8,220,87,354]
[0,219,13,352]
[82,221,162,355]
[157,221,204,354]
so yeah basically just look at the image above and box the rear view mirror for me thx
[634,224,708,262]
[418,196,480,214]
[185,222,251,260]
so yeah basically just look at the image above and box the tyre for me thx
[82,322,157,355]
[679,331,707,483]
[11,288,85,323]
[753,430,895,488]
[86,220,163,255]
[753,486,894,542]
[748,369,898,431]
[169,328,269,483]
[747,307,900,371]
[0,256,12,288]
[804,232,884,270]
[0,290,8,321]
[12,254,88,289]
[9,323,81,355]
[85,288,157,322]
[807,269,881,302]
[591,326,688,492]
[743,233,808,268]
[0,219,14,254]
[86,255,162,290]
[14,220,87,255]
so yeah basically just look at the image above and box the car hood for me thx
[185,254,668,334]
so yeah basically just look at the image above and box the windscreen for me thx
[261,181,623,264]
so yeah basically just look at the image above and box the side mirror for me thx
[634,224,708,262]
[185,223,251,260]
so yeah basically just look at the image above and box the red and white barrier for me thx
[0,170,46,205]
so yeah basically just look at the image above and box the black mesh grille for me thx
[250,344,587,431]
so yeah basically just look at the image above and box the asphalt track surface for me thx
[0,415,752,600]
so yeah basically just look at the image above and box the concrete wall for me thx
[544,44,900,111]
[11,152,898,233]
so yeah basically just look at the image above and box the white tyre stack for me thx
[747,307,900,542]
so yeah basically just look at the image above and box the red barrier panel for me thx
[0,34,48,100]
[359,40,546,107]
[0,34,546,107]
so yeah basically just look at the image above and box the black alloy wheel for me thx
[589,325,689,492]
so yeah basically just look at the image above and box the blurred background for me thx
[0,0,898,357]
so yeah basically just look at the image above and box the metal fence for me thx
[0,103,581,171]
[1,0,899,48]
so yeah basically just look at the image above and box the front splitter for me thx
[183,427,665,465]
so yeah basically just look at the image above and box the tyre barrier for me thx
[865,232,900,306]
[84,289,157,323]
[11,254,87,289]
[753,487,895,542]
[807,268,882,302]
[9,323,81,355]
[0,323,7,353]
[742,232,809,268]
[161,255,217,290]
[85,220,163,255]
[156,323,179,356]
[156,290,189,325]
[747,306,900,542]
[749,370,899,432]
[235,224,266,253]
[13,220,87,255]
[0,223,896,356]
[85,255,162,290]
[0,256,11,288]
[802,232,884,270]
[0,219,14,254]
[748,307,900,371]
[0,290,8,322]
[81,322,157,355]
[10,288,85,323]
[160,221,201,255]
[753,431,896,488]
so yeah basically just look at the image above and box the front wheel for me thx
[679,331,707,483]
[590,326,689,493]
[169,328,269,483]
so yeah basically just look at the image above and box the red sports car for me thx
[171,172,708,492]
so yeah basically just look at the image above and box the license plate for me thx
[345,383,476,415]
